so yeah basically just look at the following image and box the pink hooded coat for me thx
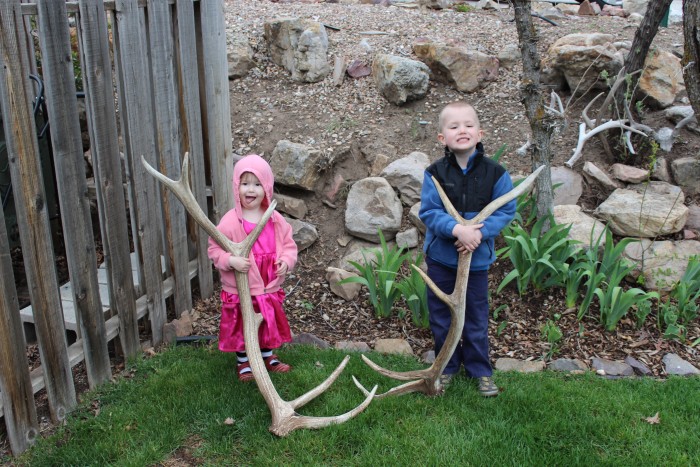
[207,154,297,297]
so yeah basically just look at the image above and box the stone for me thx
[325,267,362,301]
[662,353,700,376]
[553,205,607,249]
[591,357,634,377]
[373,338,414,356]
[270,140,323,191]
[396,228,419,250]
[638,49,685,109]
[286,217,319,252]
[291,332,330,349]
[548,358,588,372]
[335,341,371,352]
[611,163,649,184]
[344,177,403,242]
[409,202,425,234]
[624,356,652,376]
[551,166,583,206]
[413,41,499,93]
[494,358,545,373]
[372,54,430,105]
[624,239,700,291]
[380,151,430,206]
[274,193,308,219]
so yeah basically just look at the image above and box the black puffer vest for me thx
[425,143,506,215]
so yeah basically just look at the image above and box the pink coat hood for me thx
[207,155,298,297]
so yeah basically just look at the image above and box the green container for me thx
[660,6,670,28]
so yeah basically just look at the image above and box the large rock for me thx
[553,205,607,249]
[263,18,330,83]
[380,151,430,206]
[638,49,685,109]
[227,36,255,80]
[623,239,700,291]
[286,217,318,252]
[372,54,430,105]
[551,166,583,206]
[344,177,403,242]
[545,33,624,93]
[671,157,700,196]
[413,41,499,93]
[594,187,688,237]
[270,140,323,191]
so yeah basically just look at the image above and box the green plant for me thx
[454,4,472,13]
[339,230,408,318]
[658,256,700,341]
[490,143,507,163]
[497,215,579,295]
[562,250,589,309]
[394,252,430,329]
[595,285,658,332]
[634,299,652,329]
[541,319,563,360]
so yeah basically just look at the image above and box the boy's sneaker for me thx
[478,376,499,397]
[439,373,455,387]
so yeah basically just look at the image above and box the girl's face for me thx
[238,172,265,211]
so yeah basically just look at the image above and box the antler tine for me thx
[142,154,373,436]
[360,166,544,397]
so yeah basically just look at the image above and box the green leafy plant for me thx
[339,230,408,318]
[595,285,658,331]
[454,4,472,12]
[658,256,700,341]
[541,319,563,360]
[634,299,653,329]
[394,252,430,329]
[497,215,579,295]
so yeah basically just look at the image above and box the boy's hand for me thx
[452,223,483,254]
[275,259,289,277]
[229,255,251,272]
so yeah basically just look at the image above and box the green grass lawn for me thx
[12,344,700,466]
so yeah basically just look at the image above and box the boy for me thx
[419,102,516,397]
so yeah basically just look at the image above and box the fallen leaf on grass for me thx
[224,418,235,425]
[643,412,661,425]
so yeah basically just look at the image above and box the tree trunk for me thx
[616,0,674,106]
[683,0,700,119]
[512,0,555,223]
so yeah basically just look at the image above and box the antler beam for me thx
[355,165,545,398]
[142,153,376,436]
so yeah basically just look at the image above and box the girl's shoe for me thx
[237,362,255,382]
[478,376,499,397]
[264,354,291,373]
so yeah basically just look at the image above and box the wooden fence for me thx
[0,0,233,455]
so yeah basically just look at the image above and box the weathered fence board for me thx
[175,0,213,298]
[0,0,228,455]
[36,0,112,388]
[114,0,167,344]
[199,0,233,221]
[78,0,140,357]
[0,183,38,455]
[148,0,192,317]
[0,0,77,423]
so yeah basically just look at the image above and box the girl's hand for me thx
[275,259,288,277]
[229,256,251,272]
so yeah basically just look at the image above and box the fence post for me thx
[0,0,77,422]
[199,0,233,223]
[148,0,192,317]
[78,0,140,358]
[0,182,39,455]
[175,0,213,298]
[36,0,112,388]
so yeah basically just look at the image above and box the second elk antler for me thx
[142,153,376,436]
[355,166,545,398]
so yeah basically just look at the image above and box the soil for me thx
[2,0,699,461]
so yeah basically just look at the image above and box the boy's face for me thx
[438,106,483,157]
[238,172,265,211]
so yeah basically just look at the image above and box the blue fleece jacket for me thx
[419,146,516,271]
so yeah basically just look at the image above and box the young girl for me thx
[208,154,298,382]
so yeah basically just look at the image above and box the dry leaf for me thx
[224,417,235,425]
[644,412,661,425]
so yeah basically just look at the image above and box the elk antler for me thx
[355,165,545,398]
[142,153,376,436]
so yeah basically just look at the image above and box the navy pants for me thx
[426,258,492,377]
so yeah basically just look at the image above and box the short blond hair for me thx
[438,101,480,130]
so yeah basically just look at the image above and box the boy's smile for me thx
[438,105,483,159]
